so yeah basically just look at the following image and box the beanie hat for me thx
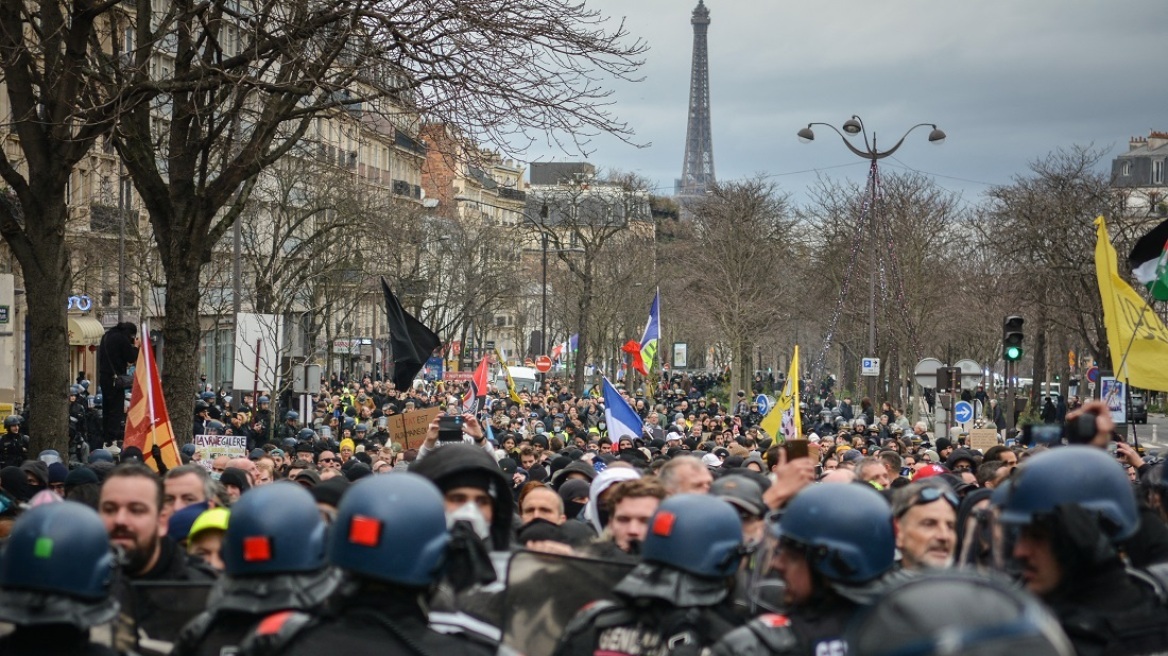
[219,467,251,493]
[47,462,68,485]
[310,476,349,508]
[64,466,100,487]
[167,501,211,542]
[339,438,355,453]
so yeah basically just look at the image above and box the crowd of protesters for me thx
[1,367,1168,655]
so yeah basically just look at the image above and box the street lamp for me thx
[798,114,945,402]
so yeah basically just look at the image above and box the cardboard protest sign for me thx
[967,428,1000,453]
[387,407,441,450]
[192,434,247,470]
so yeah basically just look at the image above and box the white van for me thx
[495,366,539,395]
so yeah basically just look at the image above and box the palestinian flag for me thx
[1128,219,1168,301]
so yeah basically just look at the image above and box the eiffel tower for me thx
[676,0,715,218]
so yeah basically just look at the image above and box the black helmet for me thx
[776,483,895,584]
[0,503,118,628]
[297,428,317,442]
[997,446,1138,541]
[846,571,1074,656]
[3,415,21,429]
[194,400,210,412]
[329,473,448,587]
[641,494,743,578]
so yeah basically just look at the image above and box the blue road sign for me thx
[755,394,770,416]
[1086,366,1100,384]
[954,400,974,424]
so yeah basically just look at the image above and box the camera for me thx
[438,415,465,443]
[1022,423,1062,448]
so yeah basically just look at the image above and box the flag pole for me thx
[143,320,157,448]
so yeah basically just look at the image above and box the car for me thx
[1130,394,1148,424]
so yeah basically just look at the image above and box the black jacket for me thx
[98,326,138,384]
[1047,561,1168,656]
[245,588,496,656]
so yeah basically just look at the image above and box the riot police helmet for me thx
[328,473,448,587]
[641,493,743,578]
[0,502,118,627]
[776,483,895,584]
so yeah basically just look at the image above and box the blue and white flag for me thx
[602,377,643,442]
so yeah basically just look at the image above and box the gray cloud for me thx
[526,0,1167,204]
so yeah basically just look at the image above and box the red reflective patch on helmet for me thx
[243,536,272,562]
[257,610,293,635]
[760,613,790,628]
[349,515,381,547]
[652,511,676,537]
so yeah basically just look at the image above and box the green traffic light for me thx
[1005,346,1022,361]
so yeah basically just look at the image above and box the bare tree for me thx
[981,146,1121,405]
[94,0,647,436]
[530,171,650,393]
[683,177,800,400]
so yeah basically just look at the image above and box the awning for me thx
[68,316,105,346]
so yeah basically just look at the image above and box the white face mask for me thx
[210,471,221,481]
[447,501,491,541]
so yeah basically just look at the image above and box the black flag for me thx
[382,277,441,392]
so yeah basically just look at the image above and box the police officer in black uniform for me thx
[846,570,1075,656]
[994,446,1168,656]
[554,494,747,656]
[242,473,496,656]
[0,502,124,655]
[1,414,29,468]
[711,483,896,656]
[173,482,340,656]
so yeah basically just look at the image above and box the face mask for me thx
[447,501,491,541]
[210,471,221,481]
[598,423,606,431]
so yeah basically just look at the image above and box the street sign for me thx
[914,357,944,387]
[861,357,880,377]
[755,394,770,416]
[535,355,553,373]
[1086,366,1100,384]
[953,401,974,424]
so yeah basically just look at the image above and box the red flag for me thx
[622,339,647,376]
[124,336,182,472]
[461,356,491,414]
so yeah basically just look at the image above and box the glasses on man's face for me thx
[898,486,959,518]
[319,457,338,464]
[951,464,973,473]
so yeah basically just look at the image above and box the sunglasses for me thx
[898,486,959,517]
[319,457,338,463]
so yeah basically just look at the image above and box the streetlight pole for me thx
[797,115,945,404]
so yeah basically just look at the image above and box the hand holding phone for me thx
[438,415,465,442]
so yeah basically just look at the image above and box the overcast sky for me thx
[525,0,1167,206]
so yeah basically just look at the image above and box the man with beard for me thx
[891,481,958,571]
[99,464,217,650]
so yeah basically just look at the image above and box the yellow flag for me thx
[1095,216,1168,391]
[761,346,801,442]
[494,348,523,405]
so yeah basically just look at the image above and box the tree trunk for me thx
[159,251,205,448]
[19,201,72,454]
[574,270,592,396]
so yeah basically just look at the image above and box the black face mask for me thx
[564,499,587,520]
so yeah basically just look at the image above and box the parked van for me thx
[495,366,539,394]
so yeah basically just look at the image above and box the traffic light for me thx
[1003,316,1024,362]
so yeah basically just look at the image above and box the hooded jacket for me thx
[410,443,513,550]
